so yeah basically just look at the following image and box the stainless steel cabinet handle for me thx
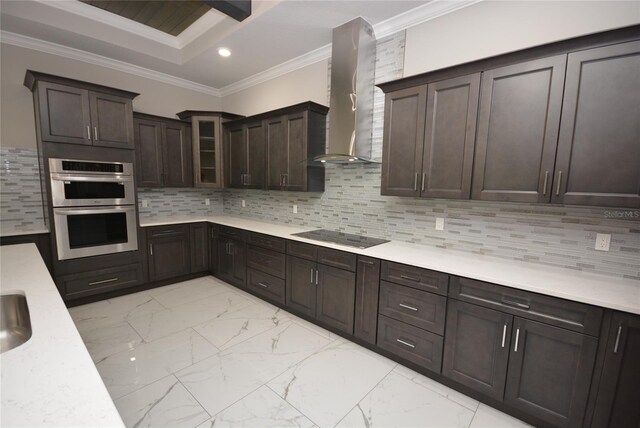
[310,268,314,284]
[283,174,287,186]
[614,325,622,353]
[542,171,549,195]
[514,328,520,352]
[556,171,563,196]
[360,260,375,266]
[413,173,418,191]
[396,338,415,349]
[501,324,507,348]
[211,230,214,239]
[94,126,98,140]
[89,277,118,286]
[149,244,153,256]
[258,282,269,288]
[86,125,91,140]
[400,274,419,282]
[399,303,418,311]
[501,298,530,310]
[280,174,283,186]
[421,173,426,192]
[315,269,319,285]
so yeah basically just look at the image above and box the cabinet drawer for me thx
[247,268,285,305]
[379,281,446,335]
[247,232,286,253]
[61,263,143,299]
[247,245,286,279]
[377,314,443,373]
[317,247,357,272]
[449,276,603,336]
[381,261,449,295]
[219,225,246,240]
[147,224,188,238]
[287,240,317,261]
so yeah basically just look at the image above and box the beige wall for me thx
[221,59,329,116]
[0,43,222,150]
[404,0,640,77]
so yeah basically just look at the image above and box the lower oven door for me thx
[53,205,138,260]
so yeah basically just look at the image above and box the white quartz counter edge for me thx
[0,244,124,427]
[140,216,640,315]
[0,227,50,237]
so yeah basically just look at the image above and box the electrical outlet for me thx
[241,199,246,208]
[293,204,298,214]
[435,217,445,231]
[141,199,149,208]
[595,233,611,251]
[205,198,210,206]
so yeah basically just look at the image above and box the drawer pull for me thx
[360,260,375,266]
[396,338,416,349]
[399,303,418,312]
[89,277,119,286]
[501,324,507,348]
[315,269,319,285]
[258,282,269,288]
[501,298,530,310]
[613,325,622,353]
[400,274,420,282]
[514,328,520,352]
[310,268,314,284]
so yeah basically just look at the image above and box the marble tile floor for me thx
[69,276,532,428]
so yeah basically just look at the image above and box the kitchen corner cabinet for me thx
[553,41,640,208]
[591,311,640,427]
[472,55,566,203]
[134,113,193,188]
[381,74,479,199]
[24,70,137,149]
[176,111,244,189]
[147,225,190,282]
[190,223,209,273]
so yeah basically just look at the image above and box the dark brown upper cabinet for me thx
[25,71,137,149]
[472,55,566,203]
[225,102,327,192]
[134,113,193,188]
[553,41,640,208]
[381,74,479,198]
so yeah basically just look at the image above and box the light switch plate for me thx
[241,200,246,208]
[141,199,149,208]
[205,198,210,206]
[293,204,298,214]
[435,217,445,231]
[595,233,611,251]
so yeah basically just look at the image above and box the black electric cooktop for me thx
[292,229,389,249]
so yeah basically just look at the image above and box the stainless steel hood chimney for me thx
[313,17,377,164]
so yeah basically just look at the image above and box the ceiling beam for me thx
[202,0,251,22]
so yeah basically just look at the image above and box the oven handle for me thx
[51,173,134,183]
[54,206,135,216]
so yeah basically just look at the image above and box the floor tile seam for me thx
[330,363,398,428]
[112,372,178,404]
[287,318,339,343]
[189,326,223,355]
[173,373,214,421]
[263,383,320,428]
[207,317,295,352]
[198,382,267,424]
[466,404,480,428]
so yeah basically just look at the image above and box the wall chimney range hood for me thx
[313,17,378,164]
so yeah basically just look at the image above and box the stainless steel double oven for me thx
[49,158,138,260]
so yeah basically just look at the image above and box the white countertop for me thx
[141,215,640,315]
[0,226,50,238]
[0,244,124,427]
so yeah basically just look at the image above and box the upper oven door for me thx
[50,173,135,207]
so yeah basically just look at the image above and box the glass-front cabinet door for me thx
[193,116,222,187]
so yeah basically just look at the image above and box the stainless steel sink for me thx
[0,294,32,353]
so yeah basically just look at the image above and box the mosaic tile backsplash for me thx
[137,187,224,220]
[0,147,47,233]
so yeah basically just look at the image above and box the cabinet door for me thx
[134,118,164,187]
[284,112,308,191]
[553,41,640,208]
[37,81,92,145]
[421,74,479,199]
[245,121,266,189]
[193,116,223,188]
[217,237,234,283]
[504,318,598,428]
[229,239,246,287]
[226,124,246,188]
[209,225,218,273]
[286,256,316,318]
[381,86,427,197]
[591,312,640,428]
[267,116,287,189]
[443,300,512,401]
[89,91,134,149]
[354,256,381,345]
[316,263,356,334]
[472,55,566,203]
[163,123,193,187]
[148,235,190,282]
[190,223,209,273]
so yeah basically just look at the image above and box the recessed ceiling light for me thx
[218,47,231,57]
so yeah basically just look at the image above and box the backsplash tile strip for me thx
[137,188,223,220]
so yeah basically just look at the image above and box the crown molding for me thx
[1,31,222,97]
[219,44,332,96]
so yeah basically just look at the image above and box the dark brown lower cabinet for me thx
[247,268,286,305]
[148,230,190,282]
[217,236,246,287]
[208,224,218,273]
[190,223,209,273]
[591,312,640,428]
[286,255,356,335]
[58,263,144,300]
[354,256,381,345]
